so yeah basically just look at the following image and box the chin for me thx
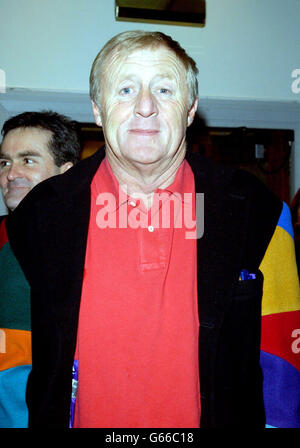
[129,155,162,166]
[6,197,25,211]
[126,147,164,164]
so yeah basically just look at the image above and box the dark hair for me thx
[1,110,81,166]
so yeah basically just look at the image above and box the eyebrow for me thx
[118,72,176,83]
[156,73,176,80]
[0,150,42,160]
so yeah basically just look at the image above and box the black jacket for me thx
[6,148,282,427]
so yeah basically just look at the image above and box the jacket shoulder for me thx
[187,150,282,214]
[186,151,283,266]
[226,167,283,268]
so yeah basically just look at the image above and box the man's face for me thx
[0,127,70,211]
[93,46,197,172]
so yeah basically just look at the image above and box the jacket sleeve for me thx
[259,202,300,428]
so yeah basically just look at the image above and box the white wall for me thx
[1,0,300,101]
[0,0,299,213]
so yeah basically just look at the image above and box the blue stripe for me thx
[260,350,300,428]
[0,365,31,428]
[277,202,294,239]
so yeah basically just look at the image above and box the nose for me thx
[134,89,158,118]
[7,163,23,181]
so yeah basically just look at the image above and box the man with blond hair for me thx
[7,31,300,428]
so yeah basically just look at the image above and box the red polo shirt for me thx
[74,157,200,428]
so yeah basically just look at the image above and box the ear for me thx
[187,98,198,127]
[59,162,73,174]
[91,100,102,127]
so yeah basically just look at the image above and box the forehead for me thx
[1,127,52,157]
[105,46,187,81]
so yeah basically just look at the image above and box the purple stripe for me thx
[260,350,300,428]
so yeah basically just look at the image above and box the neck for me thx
[106,147,186,210]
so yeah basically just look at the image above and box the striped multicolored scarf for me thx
[260,202,300,428]
[0,218,31,428]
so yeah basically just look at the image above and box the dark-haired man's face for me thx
[0,127,72,211]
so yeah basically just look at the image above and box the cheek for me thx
[161,102,188,131]
[0,173,5,187]
[29,171,44,185]
[103,102,132,135]
[30,163,53,183]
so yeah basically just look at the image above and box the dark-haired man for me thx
[0,111,81,427]
[0,110,80,212]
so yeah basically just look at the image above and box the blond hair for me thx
[90,30,198,108]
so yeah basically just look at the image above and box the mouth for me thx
[7,185,30,194]
[128,129,160,135]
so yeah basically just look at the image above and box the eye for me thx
[0,160,10,169]
[120,86,133,95]
[157,87,173,97]
[24,158,34,165]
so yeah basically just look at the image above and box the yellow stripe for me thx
[0,328,31,371]
[260,226,300,316]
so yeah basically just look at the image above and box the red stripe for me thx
[261,310,300,371]
[0,218,8,249]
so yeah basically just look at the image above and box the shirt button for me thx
[148,225,154,232]
[129,200,136,207]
